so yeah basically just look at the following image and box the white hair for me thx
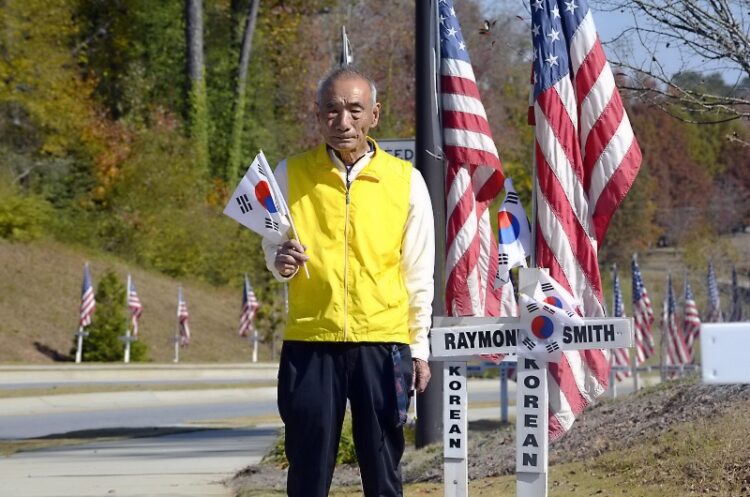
[316,67,377,107]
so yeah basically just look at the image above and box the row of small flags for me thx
[609,258,746,382]
[490,181,746,382]
[78,264,262,348]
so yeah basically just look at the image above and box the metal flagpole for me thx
[500,363,509,423]
[415,0,444,448]
[608,265,616,398]
[124,273,132,363]
[174,286,181,363]
[660,275,667,382]
[632,253,641,392]
[74,327,86,363]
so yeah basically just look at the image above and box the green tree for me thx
[226,0,260,182]
[186,0,210,173]
[73,269,148,362]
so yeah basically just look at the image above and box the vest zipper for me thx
[343,166,352,342]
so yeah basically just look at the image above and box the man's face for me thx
[316,76,380,155]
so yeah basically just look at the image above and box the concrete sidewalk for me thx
[1,427,278,497]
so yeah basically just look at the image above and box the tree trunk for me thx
[185,0,209,173]
[185,0,204,84]
[227,0,261,182]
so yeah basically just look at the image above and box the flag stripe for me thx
[442,110,494,137]
[590,139,642,241]
[535,171,603,302]
[441,75,483,101]
[532,0,641,439]
[441,0,504,320]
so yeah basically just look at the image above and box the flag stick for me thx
[286,217,310,279]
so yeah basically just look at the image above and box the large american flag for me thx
[530,0,642,439]
[611,267,631,381]
[632,256,655,364]
[682,277,701,360]
[177,286,191,346]
[441,0,505,319]
[662,274,691,372]
[127,274,143,337]
[239,274,260,337]
[79,263,96,328]
[706,261,723,322]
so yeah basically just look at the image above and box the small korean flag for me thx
[224,152,291,244]
[533,270,584,317]
[517,293,584,363]
[494,178,531,286]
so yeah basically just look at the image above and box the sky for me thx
[480,0,746,86]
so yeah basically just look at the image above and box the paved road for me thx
[0,427,277,497]
[0,365,659,497]
[0,388,278,439]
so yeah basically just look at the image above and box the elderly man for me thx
[262,66,434,497]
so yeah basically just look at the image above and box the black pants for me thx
[277,341,413,497]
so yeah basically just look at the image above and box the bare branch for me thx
[599,0,750,125]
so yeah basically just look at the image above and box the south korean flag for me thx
[494,178,531,287]
[518,293,584,363]
[224,152,291,244]
[532,270,584,317]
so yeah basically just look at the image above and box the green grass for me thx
[236,388,750,497]
[287,408,750,497]
[0,238,278,363]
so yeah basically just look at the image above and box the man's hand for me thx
[412,358,431,394]
[274,240,308,277]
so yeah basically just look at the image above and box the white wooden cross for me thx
[701,323,750,384]
[429,268,634,497]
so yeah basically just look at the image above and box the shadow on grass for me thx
[33,341,72,362]
[36,426,209,440]
[468,419,510,432]
[1,427,222,456]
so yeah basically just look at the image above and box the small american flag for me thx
[530,0,642,440]
[682,277,701,360]
[662,274,691,373]
[729,265,743,322]
[177,286,191,346]
[239,274,259,337]
[127,274,143,337]
[79,263,96,328]
[706,261,723,322]
[632,256,655,364]
[441,0,505,320]
[611,266,631,381]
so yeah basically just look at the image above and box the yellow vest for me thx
[284,140,412,343]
